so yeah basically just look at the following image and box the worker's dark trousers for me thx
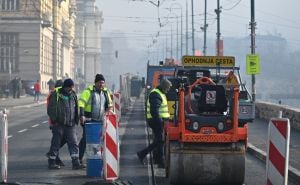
[78,125,86,161]
[139,121,164,163]
[48,124,79,158]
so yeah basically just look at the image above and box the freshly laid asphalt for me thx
[1,94,300,184]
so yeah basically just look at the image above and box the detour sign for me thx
[246,54,260,75]
[182,56,235,67]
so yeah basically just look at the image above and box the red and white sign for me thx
[103,112,119,181]
[266,118,290,185]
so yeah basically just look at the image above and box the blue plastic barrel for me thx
[85,122,103,177]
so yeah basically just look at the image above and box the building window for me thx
[1,0,19,11]
[41,35,53,75]
[0,33,19,73]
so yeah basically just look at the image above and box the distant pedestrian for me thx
[47,78,55,92]
[11,77,18,98]
[78,74,113,165]
[34,80,41,102]
[47,78,84,170]
[16,77,22,98]
[4,83,10,98]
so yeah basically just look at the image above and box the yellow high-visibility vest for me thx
[78,85,112,112]
[146,88,170,119]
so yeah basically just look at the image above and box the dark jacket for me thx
[47,87,79,126]
[148,87,164,124]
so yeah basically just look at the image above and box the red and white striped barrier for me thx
[113,93,121,123]
[0,109,8,183]
[266,117,290,185]
[103,112,119,181]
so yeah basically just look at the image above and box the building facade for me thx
[0,0,76,93]
[75,0,103,85]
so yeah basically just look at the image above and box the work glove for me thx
[108,109,115,114]
[80,116,86,126]
[48,119,54,130]
[152,117,164,124]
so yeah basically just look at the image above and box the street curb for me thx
[247,143,300,184]
[247,143,266,162]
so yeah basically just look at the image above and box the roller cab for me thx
[164,56,253,185]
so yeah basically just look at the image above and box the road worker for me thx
[137,79,172,168]
[78,74,113,165]
[46,79,65,168]
[47,79,84,170]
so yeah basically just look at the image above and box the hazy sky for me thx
[97,0,300,52]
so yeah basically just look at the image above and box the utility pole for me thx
[215,0,221,56]
[203,0,207,56]
[171,24,173,59]
[180,7,183,59]
[191,0,195,55]
[165,32,168,59]
[250,0,256,102]
[176,15,179,60]
[168,3,183,60]
[186,0,188,55]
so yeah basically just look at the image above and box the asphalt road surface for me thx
[2,96,297,185]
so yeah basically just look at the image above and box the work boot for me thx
[56,156,65,166]
[46,152,65,167]
[153,151,159,164]
[48,159,60,170]
[137,151,146,165]
[157,159,166,168]
[79,159,86,168]
[72,158,85,170]
[153,157,159,164]
[157,160,165,169]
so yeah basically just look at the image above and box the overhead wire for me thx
[222,0,243,11]
[101,0,300,54]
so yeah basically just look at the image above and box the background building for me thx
[0,0,76,93]
[75,0,103,86]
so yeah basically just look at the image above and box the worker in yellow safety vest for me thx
[137,79,172,168]
[78,74,112,165]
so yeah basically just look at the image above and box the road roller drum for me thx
[167,142,246,185]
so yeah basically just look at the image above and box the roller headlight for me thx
[218,122,224,131]
[192,121,199,131]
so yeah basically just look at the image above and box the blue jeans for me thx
[34,91,40,101]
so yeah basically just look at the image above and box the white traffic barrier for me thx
[266,117,290,185]
[113,93,121,123]
[0,109,8,183]
[103,112,119,181]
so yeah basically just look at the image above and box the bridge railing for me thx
[255,101,300,130]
